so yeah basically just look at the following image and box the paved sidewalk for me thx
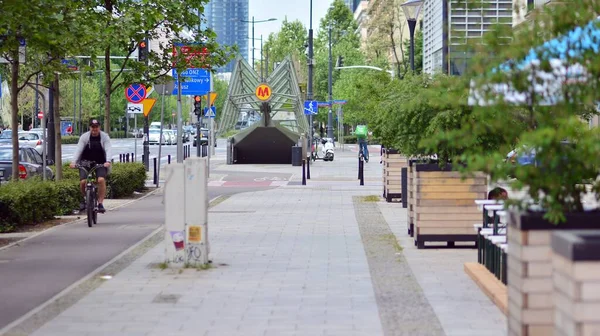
[24,147,505,336]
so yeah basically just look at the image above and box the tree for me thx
[313,0,361,104]
[262,19,307,77]
[86,0,234,133]
[0,0,94,180]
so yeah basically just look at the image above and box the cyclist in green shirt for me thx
[355,125,369,162]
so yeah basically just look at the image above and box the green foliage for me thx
[106,163,147,199]
[0,179,79,232]
[61,136,79,145]
[422,0,600,223]
[263,19,307,76]
[402,30,424,75]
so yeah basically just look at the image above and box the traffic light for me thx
[193,95,202,116]
[138,38,149,62]
[338,55,344,68]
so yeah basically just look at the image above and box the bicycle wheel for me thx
[86,188,94,227]
[92,191,98,225]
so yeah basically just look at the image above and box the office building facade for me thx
[205,0,249,73]
[422,0,512,75]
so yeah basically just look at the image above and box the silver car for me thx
[18,131,45,154]
[148,129,166,145]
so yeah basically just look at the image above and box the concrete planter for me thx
[507,210,600,336]
[413,163,486,249]
[551,230,600,336]
[382,148,407,202]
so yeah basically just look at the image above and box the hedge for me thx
[342,135,382,145]
[0,162,147,233]
[61,131,128,145]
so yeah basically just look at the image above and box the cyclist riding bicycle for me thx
[70,119,112,213]
[355,124,369,163]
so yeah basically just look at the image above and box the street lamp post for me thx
[307,0,315,155]
[401,0,424,73]
[327,26,334,140]
[240,17,277,72]
[247,35,264,80]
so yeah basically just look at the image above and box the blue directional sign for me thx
[332,100,347,105]
[172,68,211,96]
[304,100,317,115]
[317,101,331,107]
[204,106,216,118]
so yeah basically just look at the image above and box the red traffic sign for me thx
[172,44,209,68]
[125,84,147,104]
[37,111,44,119]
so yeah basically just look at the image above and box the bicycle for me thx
[77,161,103,227]
[358,142,369,163]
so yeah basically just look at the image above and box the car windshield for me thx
[0,131,12,139]
[149,129,160,134]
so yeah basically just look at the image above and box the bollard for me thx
[302,160,306,185]
[153,157,158,185]
[131,153,134,162]
[359,159,364,186]
[126,153,130,162]
[111,159,114,164]
[306,156,311,179]
[201,144,207,157]
[168,155,171,164]
[119,154,123,163]
[358,156,361,180]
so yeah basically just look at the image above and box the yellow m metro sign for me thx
[255,84,272,102]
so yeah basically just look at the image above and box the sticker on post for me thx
[188,226,202,243]
[169,231,185,251]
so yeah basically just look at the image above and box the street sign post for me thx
[37,111,44,119]
[304,100,318,115]
[61,59,78,71]
[203,106,216,118]
[125,84,147,104]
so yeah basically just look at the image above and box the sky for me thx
[246,0,334,61]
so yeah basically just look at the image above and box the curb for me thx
[0,188,161,253]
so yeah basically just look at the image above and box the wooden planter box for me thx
[507,211,600,336]
[413,163,486,249]
[382,149,407,202]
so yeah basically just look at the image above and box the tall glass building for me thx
[205,0,249,73]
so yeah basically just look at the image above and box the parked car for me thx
[0,130,12,144]
[0,145,54,182]
[18,131,45,154]
[163,130,175,145]
[148,129,166,145]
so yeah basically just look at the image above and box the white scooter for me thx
[313,137,335,162]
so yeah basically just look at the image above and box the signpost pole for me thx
[134,114,138,160]
[157,85,166,186]
[176,73,183,163]
[208,73,213,177]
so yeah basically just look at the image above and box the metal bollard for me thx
[168,155,171,164]
[126,153,130,162]
[306,156,311,179]
[119,154,122,162]
[302,160,306,185]
[153,157,158,185]
[131,153,134,162]
[359,159,364,186]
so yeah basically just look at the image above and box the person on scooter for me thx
[355,124,369,162]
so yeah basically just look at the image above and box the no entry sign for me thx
[125,84,147,104]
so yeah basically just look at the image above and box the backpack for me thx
[355,125,368,139]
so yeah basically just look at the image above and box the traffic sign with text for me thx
[172,68,211,96]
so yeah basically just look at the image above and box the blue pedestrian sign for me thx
[204,106,216,118]
[304,100,318,115]
[172,68,211,96]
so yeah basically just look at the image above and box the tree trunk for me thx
[10,57,20,181]
[104,46,111,133]
[53,74,62,180]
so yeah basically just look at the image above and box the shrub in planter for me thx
[61,136,80,145]
[0,179,79,232]
[107,162,147,198]
[424,2,600,334]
